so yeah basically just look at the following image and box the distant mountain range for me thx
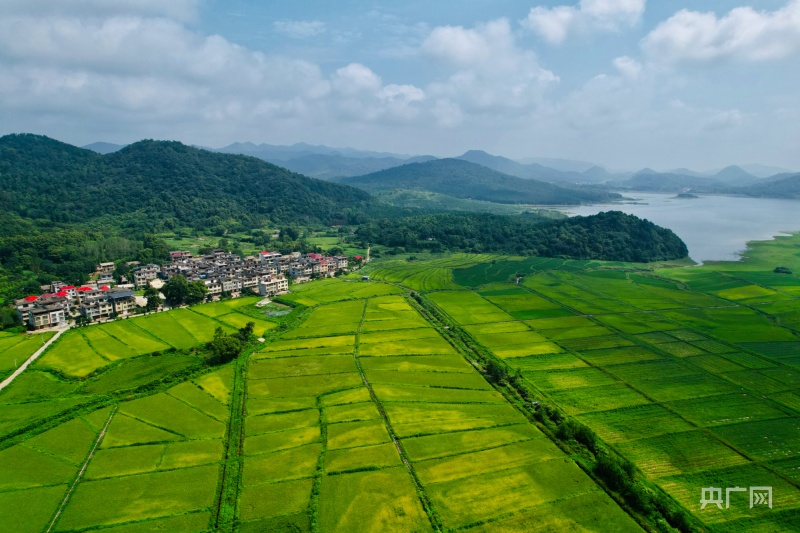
[333,158,620,205]
[81,140,797,196]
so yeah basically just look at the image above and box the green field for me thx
[3,234,800,531]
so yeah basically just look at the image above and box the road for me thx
[0,327,67,392]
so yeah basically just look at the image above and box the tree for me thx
[162,275,189,307]
[209,326,243,363]
[280,227,300,241]
[186,280,209,305]
[237,321,255,342]
[143,286,161,312]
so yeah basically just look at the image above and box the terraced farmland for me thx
[427,252,800,532]
[3,234,799,532]
[241,294,639,532]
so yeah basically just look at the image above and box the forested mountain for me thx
[0,134,374,233]
[357,211,688,262]
[337,158,620,205]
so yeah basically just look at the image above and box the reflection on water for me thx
[557,193,800,263]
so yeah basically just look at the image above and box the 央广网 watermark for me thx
[700,486,772,510]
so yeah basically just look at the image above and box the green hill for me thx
[0,134,373,232]
[336,158,620,205]
[357,211,688,262]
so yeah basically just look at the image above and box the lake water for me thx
[557,193,800,263]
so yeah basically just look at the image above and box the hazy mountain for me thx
[582,166,616,180]
[82,141,125,154]
[712,165,758,186]
[516,157,597,173]
[274,153,437,180]
[217,141,415,161]
[337,158,620,205]
[456,150,598,184]
[732,164,794,178]
[667,167,706,178]
[615,172,730,193]
[739,173,800,198]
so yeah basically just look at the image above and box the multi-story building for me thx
[258,275,289,297]
[15,294,70,330]
[133,264,161,289]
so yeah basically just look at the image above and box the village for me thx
[15,249,366,330]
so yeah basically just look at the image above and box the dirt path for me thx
[46,406,117,532]
[0,327,67,392]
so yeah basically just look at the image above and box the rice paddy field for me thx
[2,233,799,532]
[243,294,639,532]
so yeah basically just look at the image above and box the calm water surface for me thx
[558,193,800,263]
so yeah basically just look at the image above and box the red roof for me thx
[77,286,92,292]
[61,285,75,290]
[41,293,55,298]
[55,291,69,297]
[354,255,363,260]
[100,286,110,291]
[24,295,39,302]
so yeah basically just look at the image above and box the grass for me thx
[78,353,199,395]
[242,443,320,485]
[0,485,69,533]
[55,465,220,530]
[318,467,430,533]
[35,331,109,377]
[324,442,401,473]
[246,409,319,436]
[100,414,181,448]
[364,369,493,390]
[0,442,81,490]
[383,403,524,437]
[244,427,321,456]
[248,373,363,398]
[414,439,564,485]
[118,393,226,439]
[167,382,229,422]
[326,419,391,450]
[249,355,356,379]
[23,416,97,465]
[239,478,314,522]
[426,459,599,529]
[402,424,542,462]
[325,402,382,424]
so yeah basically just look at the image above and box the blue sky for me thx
[1,0,799,170]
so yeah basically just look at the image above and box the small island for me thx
[675,192,700,199]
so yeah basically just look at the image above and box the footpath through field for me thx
[0,327,66,392]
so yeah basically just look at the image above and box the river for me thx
[557,193,800,263]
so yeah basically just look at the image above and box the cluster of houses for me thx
[151,249,350,296]
[15,283,136,330]
[15,250,357,331]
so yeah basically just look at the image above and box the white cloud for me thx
[642,0,800,64]
[613,55,643,79]
[522,0,645,44]
[422,19,558,125]
[0,8,431,141]
[2,0,200,22]
[272,20,326,39]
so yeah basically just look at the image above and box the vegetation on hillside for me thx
[337,158,620,205]
[356,211,689,262]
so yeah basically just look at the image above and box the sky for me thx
[1,0,799,171]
